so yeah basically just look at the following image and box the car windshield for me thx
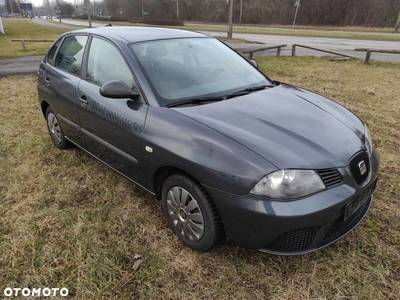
[130,38,272,106]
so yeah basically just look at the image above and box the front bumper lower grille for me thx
[261,179,377,255]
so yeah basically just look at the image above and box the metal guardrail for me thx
[355,48,400,64]
[242,44,287,60]
[291,44,357,59]
[11,39,54,51]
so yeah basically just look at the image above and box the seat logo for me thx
[358,160,367,176]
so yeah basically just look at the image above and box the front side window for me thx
[86,37,133,87]
[54,35,88,76]
[130,38,271,106]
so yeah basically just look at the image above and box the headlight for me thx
[250,169,326,199]
[364,124,373,157]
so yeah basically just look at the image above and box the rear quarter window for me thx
[46,38,61,65]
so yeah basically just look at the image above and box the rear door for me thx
[38,35,89,146]
[77,36,149,187]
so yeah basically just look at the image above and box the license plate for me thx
[344,180,376,220]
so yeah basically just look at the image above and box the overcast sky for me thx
[30,0,76,7]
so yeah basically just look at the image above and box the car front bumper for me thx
[204,154,379,255]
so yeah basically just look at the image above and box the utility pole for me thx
[239,0,243,26]
[292,0,300,32]
[227,0,233,38]
[46,0,52,21]
[176,0,179,20]
[395,10,400,33]
[85,0,91,28]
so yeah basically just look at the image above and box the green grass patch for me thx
[181,24,400,41]
[1,57,399,299]
[0,19,69,57]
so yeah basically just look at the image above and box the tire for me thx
[161,174,225,252]
[45,106,68,150]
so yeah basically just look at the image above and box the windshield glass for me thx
[130,38,271,106]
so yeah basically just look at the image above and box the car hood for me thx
[172,83,365,169]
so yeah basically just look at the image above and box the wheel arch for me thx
[152,166,201,200]
[41,101,50,118]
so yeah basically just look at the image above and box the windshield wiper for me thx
[226,84,274,99]
[167,84,274,107]
[166,96,224,108]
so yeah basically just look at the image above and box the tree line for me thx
[2,0,400,31]
[104,0,400,28]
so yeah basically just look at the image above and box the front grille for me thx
[316,169,343,188]
[264,227,320,253]
[349,151,370,185]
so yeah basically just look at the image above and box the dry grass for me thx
[1,57,399,299]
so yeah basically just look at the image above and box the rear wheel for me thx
[161,174,224,252]
[45,106,68,150]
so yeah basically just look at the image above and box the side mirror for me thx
[100,80,140,100]
[249,60,258,68]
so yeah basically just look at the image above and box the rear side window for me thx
[54,35,88,76]
[46,39,61,65]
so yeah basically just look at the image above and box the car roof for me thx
[67,26,209,43]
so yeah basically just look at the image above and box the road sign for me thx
[295,0,300,7]
[19,3,33,10]
[142,11,149,16]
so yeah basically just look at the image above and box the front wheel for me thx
[45,106,68,150]
[161,174,224,252]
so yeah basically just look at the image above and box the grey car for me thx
[37,26,379,255]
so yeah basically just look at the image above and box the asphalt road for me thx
[207,31,400,61]
[0,55,44,76]
[1,18,399,76]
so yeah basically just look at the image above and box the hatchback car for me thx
[37,26,379,255]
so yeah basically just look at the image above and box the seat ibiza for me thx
[37,26,379,255]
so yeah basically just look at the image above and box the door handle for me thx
[44,78,51,86]
[79,95,88,107]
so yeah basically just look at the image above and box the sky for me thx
[29,0,78,7]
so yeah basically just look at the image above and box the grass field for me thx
[0,19,69,57]
[1,57,399,299]
[182,23,400,41]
